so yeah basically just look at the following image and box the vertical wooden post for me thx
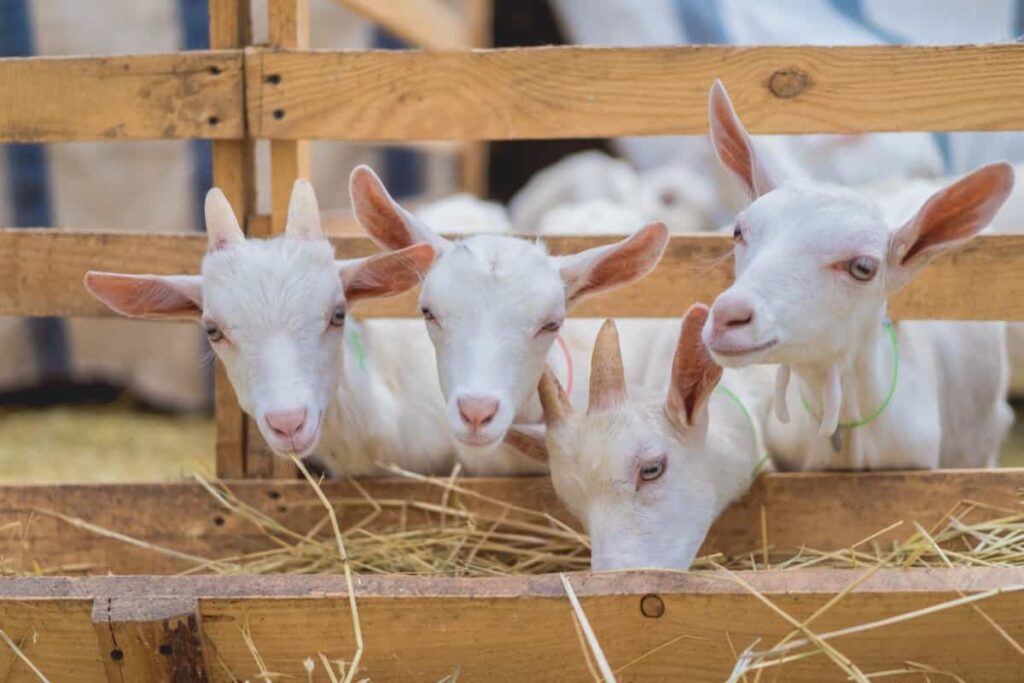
[245,0,313,478]
[460,0,492,196]
[268,0,312,234]
[210,0,254,479]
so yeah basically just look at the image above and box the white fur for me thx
[415,193,512,234]
[350,165,672,474]
[535,333,772,571]
[702,82,1014,471]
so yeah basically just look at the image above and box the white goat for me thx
[506,307,771,571]
[349,165,673,474]
[414,193,512,235]
[84,181,455,477]
[701,81,1014,471]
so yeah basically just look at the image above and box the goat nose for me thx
[266,408,307,439]
[457,395,500,430]
[712,297,755,335]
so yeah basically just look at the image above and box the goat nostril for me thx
[265,408,308,439]
[726,312,753,327]
[457,396,500,430]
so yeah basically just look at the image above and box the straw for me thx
[0,629,50,683]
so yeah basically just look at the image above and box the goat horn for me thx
[538,366,572,428]
[588,318,626,413]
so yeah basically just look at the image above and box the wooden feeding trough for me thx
[1,1,1024,680]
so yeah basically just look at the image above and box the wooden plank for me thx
[5,230,1024,320]
[460,0,492,195]
[0,52,243,143]
[246,45,1024,141]
[0,470,1019,575]
[0,570,1021,681]
[333,0,468,49]
[210,0,257,481]
[0,599,103,682]
[92,597,208,682]
[265,0,312,238]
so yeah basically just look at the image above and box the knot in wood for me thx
[640,593,665,618]
[769,69,810,98]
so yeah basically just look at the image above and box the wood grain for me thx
[210,0,256,480]
[0,52,243,143]
[0,569,1021,681]
[247,45,1024,141]
[333,0,468,49]
[6,230,1024,320]
[0,470,1019,575]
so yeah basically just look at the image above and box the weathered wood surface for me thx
[333,0,469,50]
[247,45,1024,141]
[0,52,243,142]
[0,569,1021,681]
[0,470,1019,575]
[4,230,1024,320]
[210,0,257,482]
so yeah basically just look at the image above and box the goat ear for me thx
[557,222,668,304]
[285,179,324,240]
[887,162,1014,291]
[205,188,244,251]
[588,319,626,413]
[538,365,573,429]
[666,304,723,438]
[349,165,451,252]
[708,80,775,200]
[84,272,203,321]
[504,424,549,463]
[338,243,436,306]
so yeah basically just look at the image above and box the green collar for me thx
[715,384,770,475]
[799,320,899,430]
[348,324,367,372]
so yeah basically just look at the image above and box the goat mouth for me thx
[710,338,779,359]
[457,432,501,448]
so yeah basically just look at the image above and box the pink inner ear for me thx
[341,243,435,304]
[709,82,774,199]
[351,167,416,251]
[668,304,723,426]
[898,162,1014,266]
[567,222,668,302]
[84,273,202,320]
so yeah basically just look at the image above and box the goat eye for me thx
[540,320,562,334]
[204,322,225,343]
[846,256,879,282]
[421,307,437,323]
[732,224,744,244]
[638,456,666,483]
[329,306,346,327]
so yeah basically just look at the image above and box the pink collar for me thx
[555,334,574,396]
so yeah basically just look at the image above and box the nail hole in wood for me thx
[273,109,286,120]
[159,644,172,656]
[213,515,225,527]
[208,66,221,76]
[268,490,281,500]
[208,115,220,126]
[640,593,665,618]
[267,73,282,85]
[769,68,810,98]
[110,648,124,661]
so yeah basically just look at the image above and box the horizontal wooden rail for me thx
[0,51,244,143]
[247,44,1024,140]
[0,469,1019,574]
[0,569,1021,680]
[2,229,1024,320]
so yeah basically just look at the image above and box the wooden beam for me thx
[265,0,312,238]
[0,469,1019,575]
[92,597,208,682]
[210,0,256,481]
[5,230,1024,320]
[246,44,1024,141]
[460,0,492,196]
[0,52,243,143]
[0,569,1021,681]
[333,0,468,49]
